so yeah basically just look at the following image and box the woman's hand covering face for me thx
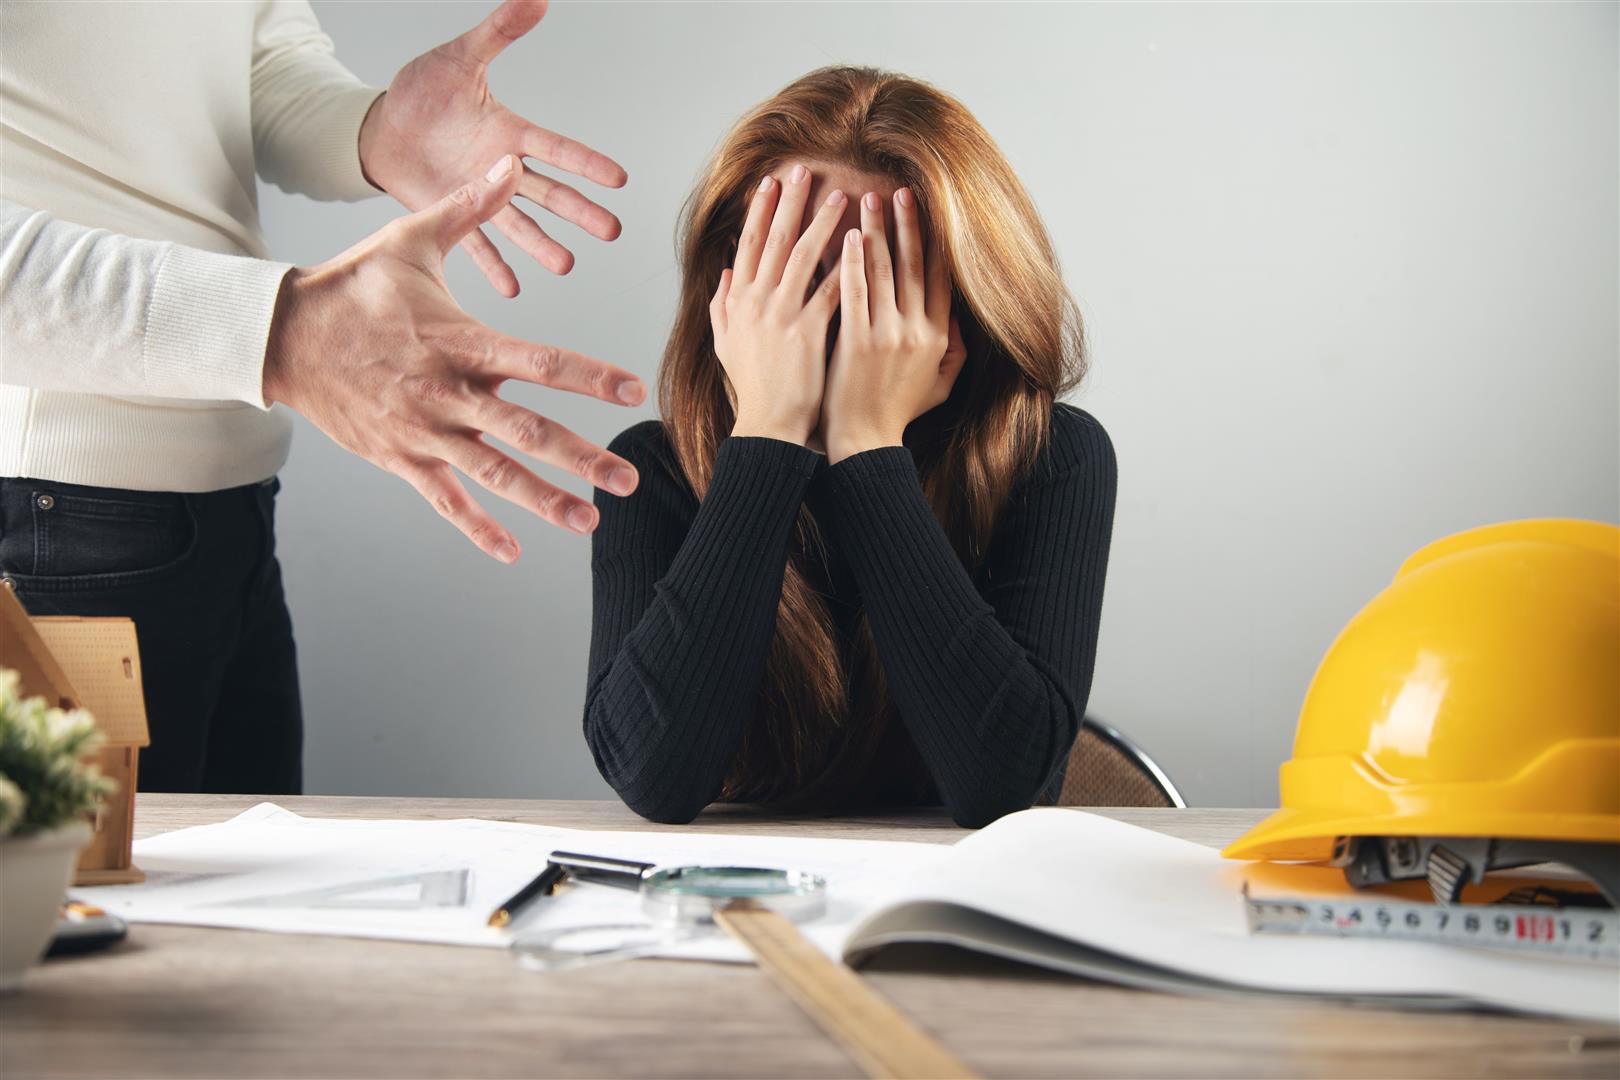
[821,189,967,464]
[712,170,964,454]
[711,166,847,445]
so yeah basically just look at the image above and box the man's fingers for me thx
[518,167,622,241]
[453,0,547,66]
[892,188,926,317]
[731,175,778,286]
[782,188,848,302]
[459,227,520,298]
[441,435,600,536]
[520,122,627,189]
[493,205,574,276]
[859,192,896,316]
[476,400,639,497]
[473,332,646,405]
[401,460,521,563]
[410,155,523,259]
[840,227,869,331]
[755,163,811,288]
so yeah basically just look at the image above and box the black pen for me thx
[487,861,567,928]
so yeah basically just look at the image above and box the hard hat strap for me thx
[1330,834,1620,909]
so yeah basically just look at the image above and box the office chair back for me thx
[1054,716,1186,808]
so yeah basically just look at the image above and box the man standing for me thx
[0,1,641,793]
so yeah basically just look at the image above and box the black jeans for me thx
[0,476,302,794]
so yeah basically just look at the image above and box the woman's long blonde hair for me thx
[660,66,1085,808]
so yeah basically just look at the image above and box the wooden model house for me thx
[0,586,149,884]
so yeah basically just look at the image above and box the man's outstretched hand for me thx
[358,0,625,296]
[263,157,644,562]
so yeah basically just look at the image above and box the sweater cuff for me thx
[710,437,821,510]
[826,445,918,484]
[308,85,386,202]
[143,247,293,409]
[715,436,822,484]
[821,445,926,537]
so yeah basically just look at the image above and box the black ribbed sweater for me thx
[584,403,1117,827]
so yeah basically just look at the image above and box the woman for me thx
[584,67,1115,827]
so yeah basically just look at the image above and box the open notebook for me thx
[838,809,1618,1023]
[77,804,1616,1023]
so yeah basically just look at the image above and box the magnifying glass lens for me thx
[512,864,829,973]
[643,866,827,924]
[652,866,805,896]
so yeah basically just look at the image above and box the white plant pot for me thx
[0,821,92,992]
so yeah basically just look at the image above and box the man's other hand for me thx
[358,0,626,296]
[263,156,644,562]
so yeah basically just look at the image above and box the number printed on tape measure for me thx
[1244,895,1619,962]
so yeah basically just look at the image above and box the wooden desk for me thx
[2,796,1615,1079]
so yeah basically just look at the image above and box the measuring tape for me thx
[1244,887,1620,961]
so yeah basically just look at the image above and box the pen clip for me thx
[548,850,656,892]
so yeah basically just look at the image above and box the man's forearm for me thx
[0,200,288,406]
[250,0,382,203]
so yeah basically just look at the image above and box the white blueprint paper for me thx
[72,803,945,962]
[75,804,1619,1022]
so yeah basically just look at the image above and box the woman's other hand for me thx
[712,166,847,446]
[822,188,966,464]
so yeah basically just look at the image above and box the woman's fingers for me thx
[859,192,896,318]
[732,175,779,286]
[709,267,732,334]
[782,188,848,302]
[803,258,841,324]
[518,166,622,241]
[440,432,600,536]
[927,315,968,409]
[839,226,869,332]
[755,164,812,288]
[892,188,926,317]
[477,399,638,497]
[925,232,953,325]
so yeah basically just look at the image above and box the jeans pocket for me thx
[4,487,198,592]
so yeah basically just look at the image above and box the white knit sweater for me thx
[0,0,382,491]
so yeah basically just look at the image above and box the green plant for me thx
[0,669,116,837]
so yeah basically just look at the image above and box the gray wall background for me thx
[259,1,1619,808]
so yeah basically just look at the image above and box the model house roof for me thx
[1,588,149,747]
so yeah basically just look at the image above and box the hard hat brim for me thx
[1223,805,1620,862]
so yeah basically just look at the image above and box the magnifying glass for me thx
[509,851,975,1079]
[511,851,827,972]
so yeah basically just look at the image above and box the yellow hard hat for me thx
[1225,518,1620,867]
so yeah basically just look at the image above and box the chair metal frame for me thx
[1080,715,1188,809]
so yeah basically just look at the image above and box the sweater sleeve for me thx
[817,411,1118,827]
[250,0,382,202]
[584,429,821,824]
[0,200,290,407]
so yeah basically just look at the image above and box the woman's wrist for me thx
[731,410,815,446]
[825,425,904,464]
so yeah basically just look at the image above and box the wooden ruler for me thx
[715,901,981,1080]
